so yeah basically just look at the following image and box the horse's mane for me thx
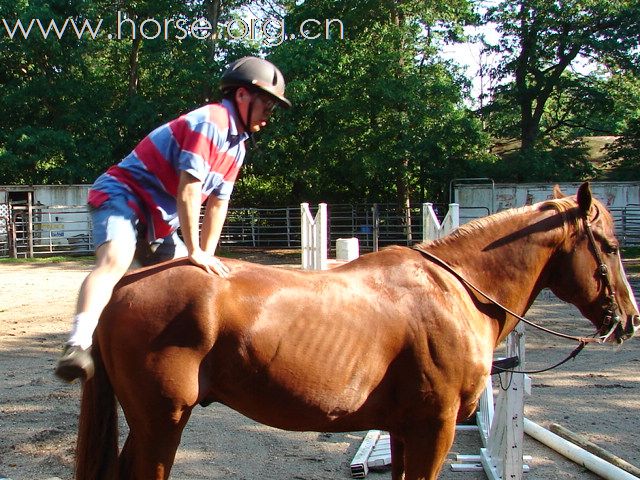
[419,196,580,249]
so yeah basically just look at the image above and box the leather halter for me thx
[582,213,622,341]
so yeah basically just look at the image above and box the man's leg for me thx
[55,239,136,382]
[55,199,137,382]
[74,239,136,342]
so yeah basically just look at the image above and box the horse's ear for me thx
[577,182,593,214]
[552,184,565,199]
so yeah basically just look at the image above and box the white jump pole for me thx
[524,419,640,480]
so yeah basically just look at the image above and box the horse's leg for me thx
[390,433,406,480]
[402,416,457,480]
[119,403,193,480]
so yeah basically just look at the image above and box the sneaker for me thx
[54,345,94,382]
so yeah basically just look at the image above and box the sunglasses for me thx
[255,94,276,113]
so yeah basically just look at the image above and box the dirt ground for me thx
[1,250,640,480]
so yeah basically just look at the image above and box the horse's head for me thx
[548,182,640,343]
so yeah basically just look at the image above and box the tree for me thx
[604,116,640,179]
[486,0,640,151]
[236,0,494,206]
[0,0,256,184]
[0,0,114,183]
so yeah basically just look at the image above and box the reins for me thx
[411,244,603,345]
[411,214,617,374]
[492,344,586,375]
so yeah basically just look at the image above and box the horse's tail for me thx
[75,341,119,480]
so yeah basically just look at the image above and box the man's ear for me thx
[235,87,251,104]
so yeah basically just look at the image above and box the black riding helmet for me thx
[220,56,292,109]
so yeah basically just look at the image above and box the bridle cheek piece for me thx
[582,215,622,341]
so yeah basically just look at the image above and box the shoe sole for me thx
[55,363,89,383]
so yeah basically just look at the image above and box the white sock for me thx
[67,312,100,350]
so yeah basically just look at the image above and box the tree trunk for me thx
[392,6,413,240]
[515,2,538,151]
[396,164,413,244]
[520,110,539,151]
[203,0,222,100]
[205,0,222,62]
[128,35,142,96]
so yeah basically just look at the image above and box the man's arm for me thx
[177,171,229,277]
[201,196,229,255]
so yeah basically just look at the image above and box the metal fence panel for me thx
[611,205,640,247]
[221,207,301,248]
[328,203,431,252]
[3,202,639,259]
[9,205,93,257]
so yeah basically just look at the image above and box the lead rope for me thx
[411,244,604,375]
[412,244,603,345]
[492,342,586,375]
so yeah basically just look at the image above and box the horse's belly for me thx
[212,382,376,432]
[203,322,401,431]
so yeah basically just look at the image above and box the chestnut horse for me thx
[75,183,639,480]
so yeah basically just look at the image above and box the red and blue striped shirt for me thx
[88,100,248,240]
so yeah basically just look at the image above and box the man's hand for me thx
[188,249,230,277]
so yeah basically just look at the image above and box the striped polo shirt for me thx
[88,99,249,241]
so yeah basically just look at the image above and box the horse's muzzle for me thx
[616,315,640,343]
[628,314,640,337]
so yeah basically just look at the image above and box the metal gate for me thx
[4,204,93,258]
[611,205,640,247]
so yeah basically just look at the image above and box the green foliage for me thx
[485,0,640,151]
[0,0,254,184]
[234,0,492,205]
[604,116,640,180]
[1,0,638,206]
[485,141,598,183]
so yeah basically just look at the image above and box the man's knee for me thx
[95,240,136,274]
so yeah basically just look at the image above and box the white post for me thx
[301,203,327,270]
[422,203,459,241]
[481,322,527,479]
[443,203,459,235]
[476,377,495,447]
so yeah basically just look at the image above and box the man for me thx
[55,56,291,382]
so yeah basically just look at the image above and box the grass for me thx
[0,255,95,265]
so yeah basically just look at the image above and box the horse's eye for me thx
[605,244,619,255]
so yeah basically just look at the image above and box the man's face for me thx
[236,88,276,133]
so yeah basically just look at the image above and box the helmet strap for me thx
[233,91,257,148]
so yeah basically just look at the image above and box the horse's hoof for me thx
[54,345,94,383]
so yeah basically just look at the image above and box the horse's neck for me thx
[428,208,563,318]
